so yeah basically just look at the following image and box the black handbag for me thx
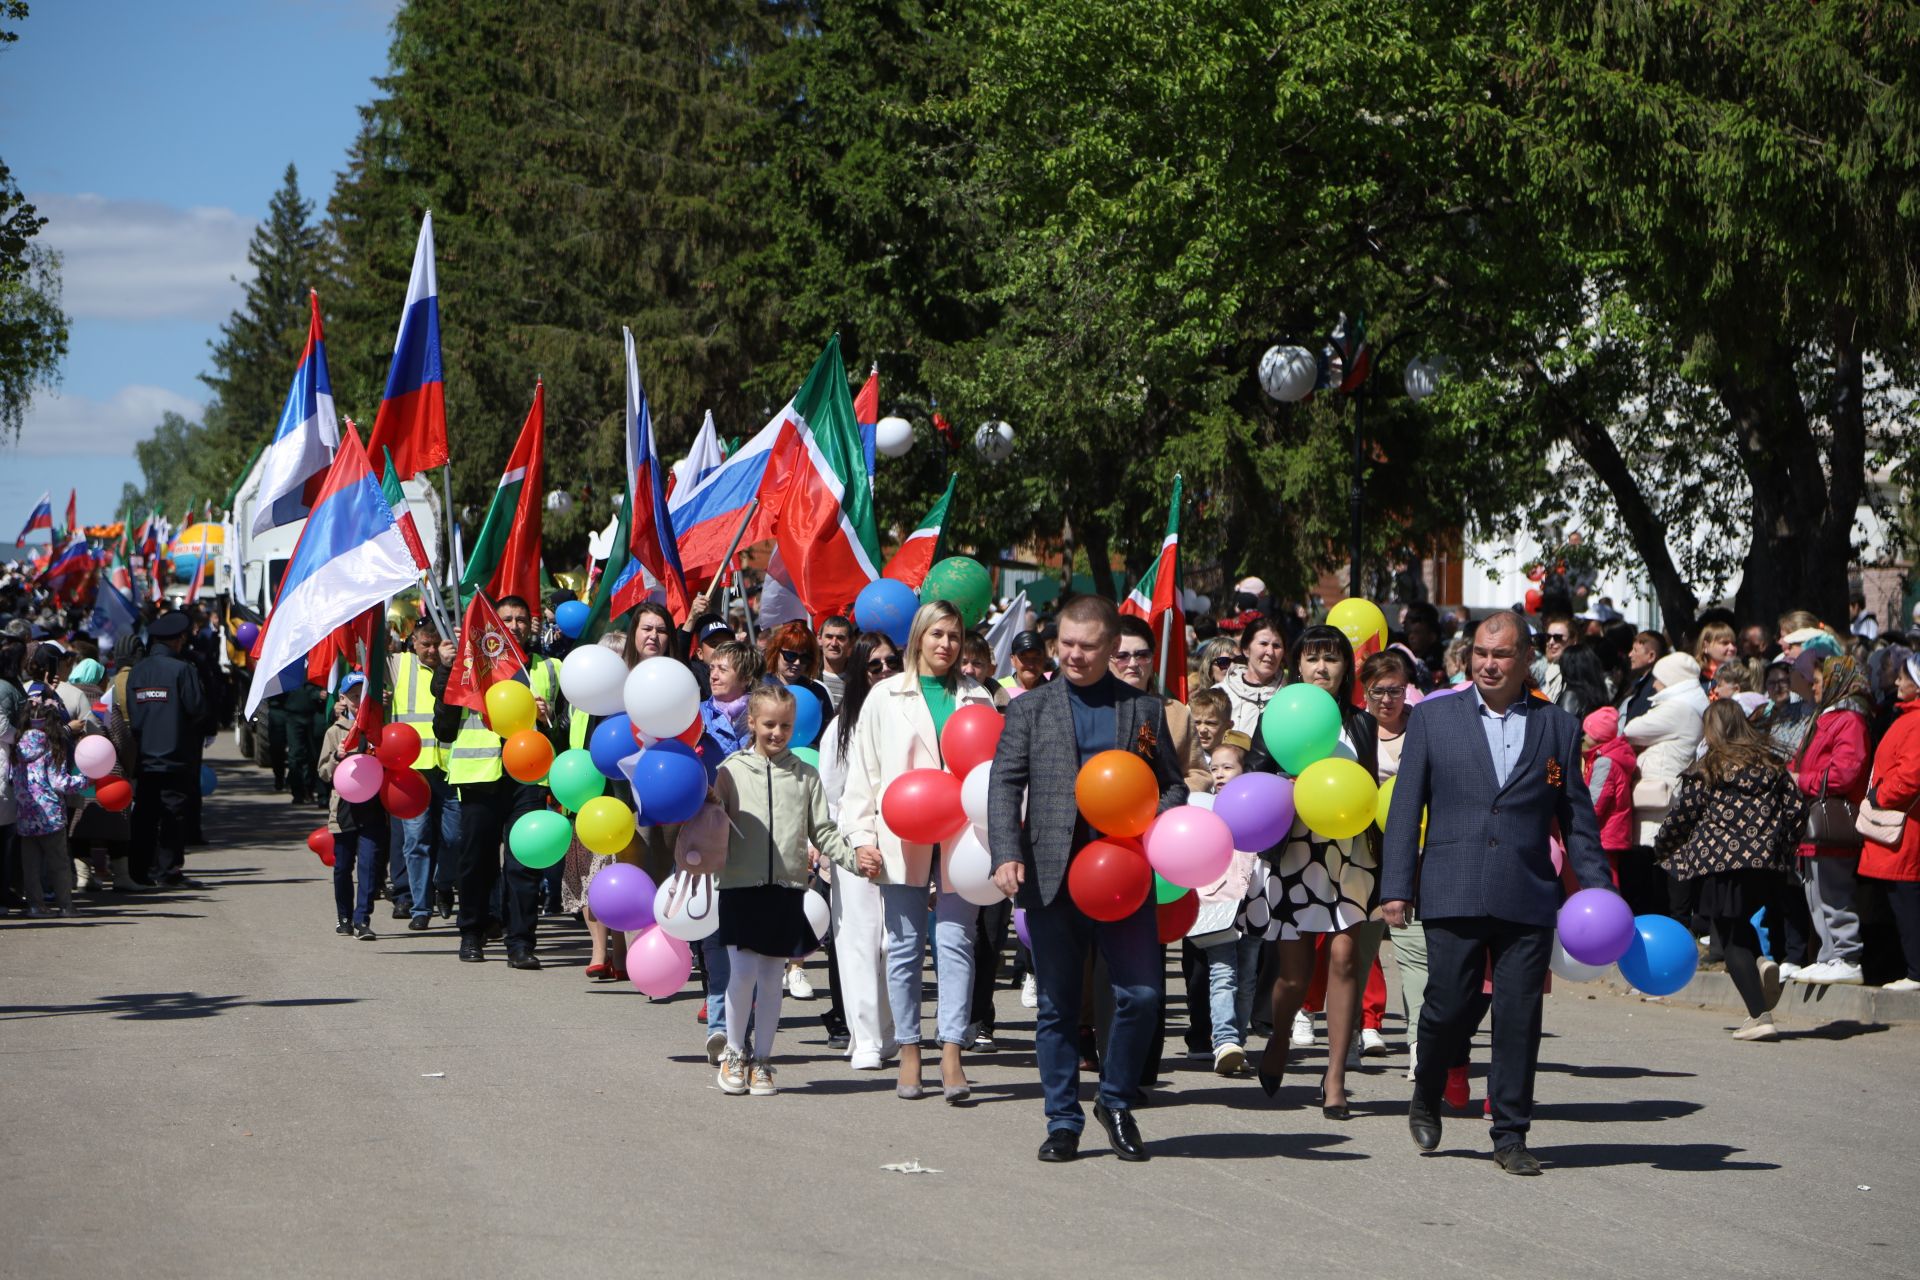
[1801,768,1863,849]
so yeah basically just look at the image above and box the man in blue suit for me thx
[1381,609,1616,1175]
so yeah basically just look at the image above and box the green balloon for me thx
[509,809,572,870]
[548,748,606,813]
[920,556,993,629]
[792,746,820,768]
[1154,873,1186,905]
[1260,683,1343,776]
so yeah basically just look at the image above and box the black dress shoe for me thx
[1037,1130,1080,1163]
[390,902,411,920]
[826,1032,851,1051]
[486,921,505,942]
[1494,1144,1543,1175]
[505,950,542,970]
[436,890,456,918]
[408,916,430,932]
[458,941,485,962]
[1093,1102,1149,1162]
[1409,1093,1442,1152]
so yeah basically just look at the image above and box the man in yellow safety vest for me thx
[389,615,460,930]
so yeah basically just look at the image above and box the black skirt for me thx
[716,884,809,958]
[1693,867,1789,921]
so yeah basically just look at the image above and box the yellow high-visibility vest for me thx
[390,654,448,771]
[445,656,582,786]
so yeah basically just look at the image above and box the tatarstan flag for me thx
[458,381,544,607]
[882,474,955,590]
[1118,475,1187,700]
[380,448,431,572]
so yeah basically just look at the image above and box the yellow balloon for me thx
[486,681,538,738]
[1295,757,1379,841]
[1327,597,1388,657]
[1374,775,1428,843]
[575,795,637,856]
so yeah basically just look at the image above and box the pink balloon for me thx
[627,926,694,998]
[74,735,117,780]
[1143,805,1235,890]
[334,754,383,804]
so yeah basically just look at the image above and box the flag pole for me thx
[710,499,760,641]
[439,464,462,584]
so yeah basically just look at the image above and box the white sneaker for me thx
[1290,1010,1315,1047]
[748,1061,778,1096]
[705,1030,727,1066]
[787,968,814,1000]
[1406,1039,1418,1081]
[849,1051,884,1070]
[716,1048,749,1095]
[1882,977,1920,992]
[1731,1013,1779,1042]
[1757,957,1783,1011]
[1800,960,1865,986]
[1778,961,1805,981]
[1020,974,1038,1009]
[1213,1043,1246,1076]
[1359,1028,1388,1056]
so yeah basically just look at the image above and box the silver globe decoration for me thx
[875,415,914,458]
[1403,356,1444,402]
[1258,344,1318,403]
[544,488,575,515]
[974,419,1016,462]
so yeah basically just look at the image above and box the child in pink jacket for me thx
[1583,708,1638,885]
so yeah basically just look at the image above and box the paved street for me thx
[4,746,1917,1279]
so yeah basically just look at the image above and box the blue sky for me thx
[1,0,396,534]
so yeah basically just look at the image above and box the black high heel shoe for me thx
[1257,1044,1287,1097]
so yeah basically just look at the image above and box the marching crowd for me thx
[8,561,1920,1167]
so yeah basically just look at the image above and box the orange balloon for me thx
[1074,749,1159,839]
[503,730,555,784]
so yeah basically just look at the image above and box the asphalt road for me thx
[3,745,1916,1279]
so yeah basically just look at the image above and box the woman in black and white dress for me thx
[1242,624,1382,1118]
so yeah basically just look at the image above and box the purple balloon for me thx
[1013,907,1031,951]
[1557,887,1636,966]
[1213,773,1296,851]
[588,863,657,933]
[234,621,259,649]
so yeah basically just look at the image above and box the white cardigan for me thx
[837,671,998,886]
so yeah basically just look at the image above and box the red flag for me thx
[345,608,388,751]
[64,489,77,537]
[458,382,544,607]
[442,590,526,716]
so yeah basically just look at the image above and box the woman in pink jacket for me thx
[1859,654,1920,991]
[1582,707,1637,884]
[1789,655,1872,985]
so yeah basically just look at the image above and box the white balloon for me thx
[544,488,575,514]
[943,826,1006,906]
[624,656,701,737]
[1549,934,1610,983]
[802,886,831,947]
[560,644,628,717]
[973,420,1015,462]
[1186,790,1215,811]
[875,415,914,458]
[654,871,720,942]
[961,761,993,830]
[1259,344,1318,402]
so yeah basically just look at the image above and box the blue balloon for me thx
[199,764,217,796]
[690,732,723,785]
[628,739,708,825]
[590,713,638,780]
[555,600,591,639]
[789,684,822,749]
[854,578,919,647]
[1615,913,1699,997]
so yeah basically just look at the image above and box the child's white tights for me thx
[725,947,785,1061]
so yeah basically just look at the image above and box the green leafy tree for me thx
[0,2,69,442]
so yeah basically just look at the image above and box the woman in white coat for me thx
[840,601,998,1101]
[1623,651,1709,918]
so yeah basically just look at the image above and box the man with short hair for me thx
[1616,630,1668,725]
[816,614,854,711]
[1381,611,1615,1175]
[989,595,1187,1163]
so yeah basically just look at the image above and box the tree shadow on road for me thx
[1151,1130,1366,1161]
[1532,1099,1704,1124]
[1526,1141,1780,1172]
[1537,1061,1697,1080]
[0,991,360,1021]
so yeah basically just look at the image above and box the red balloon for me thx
[381,768,431,820]
[1524,588,1544,614]
[377,722,422,770]
[881,768,967,844]
[676,714,704,746]
[95,778,132,812]
[1067,838,1154,922]
[940,705,1003,779]
[319,848,336,868]
[307,828,334,860]
[1156,889,1200,944]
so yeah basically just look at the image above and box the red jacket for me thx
[1861,700,1920,882]
[1795,706,1870,857]
[1584,734,1637,851]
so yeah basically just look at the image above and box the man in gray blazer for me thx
[1381,609,1616,1175]
[989,595,1187,1164]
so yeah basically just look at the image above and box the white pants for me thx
[831,870,894,1064]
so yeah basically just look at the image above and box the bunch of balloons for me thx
[1065,748,1236,939]
[328,722,434,822]
[874,703,1007,905]
[1247,605,1387,841]
[1552,888,1698,995]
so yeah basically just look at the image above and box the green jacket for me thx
[715,749,857,891]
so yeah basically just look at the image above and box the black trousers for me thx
[1416,917,1553,1151]
[451,777,546,951]
[970,898,1013,1033]
[130,772,193,883]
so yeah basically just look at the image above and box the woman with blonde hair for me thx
[1190,635,1243,696]
[1692,621,1738,684]
[840,601,999,1100]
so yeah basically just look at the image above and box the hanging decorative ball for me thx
[875,415,914,458]
[1258,344,1318,402]
[545,488,575,515]
[974,420,1015,462]
[1404,356,1444,402]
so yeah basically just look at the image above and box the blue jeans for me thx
[702,939,731,1038]
[1204,933,1262,1050]
[878,883,978,1047]
[399,771,459,921]
[1025,891,1161,1133]
[332,817,388,927]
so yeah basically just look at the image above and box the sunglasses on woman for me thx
[1211,655,1241,670]
[867,654,903,675]
[778,649,807,664]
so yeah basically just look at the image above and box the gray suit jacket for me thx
[987,676,1188,909]
[1380,688,1612,928]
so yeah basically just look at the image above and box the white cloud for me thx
[12,384,205,457]
[28,193,255,323]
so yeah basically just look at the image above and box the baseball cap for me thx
[340,672,367,695]
[1010,630,1045,656]
[697,619,733,645]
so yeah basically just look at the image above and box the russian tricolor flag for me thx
[365,213,448,481]
[38,532,94,599]
[243,423,433,718]
[610,328,691,621]
[14,492,52,546]
[252,290,340,535]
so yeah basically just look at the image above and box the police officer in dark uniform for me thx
[128,612,208,889]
